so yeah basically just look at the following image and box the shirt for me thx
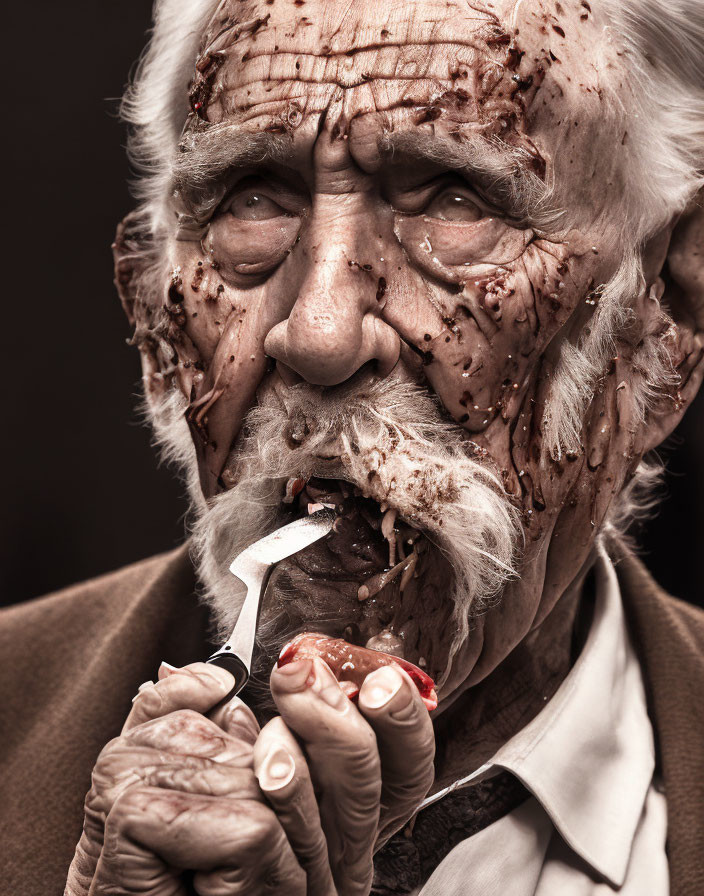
[418,544,669,894]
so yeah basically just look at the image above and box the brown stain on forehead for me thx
[199,0,500,54]
[184,0,560,173]
[193,0,506,99]
[191,0,620,156]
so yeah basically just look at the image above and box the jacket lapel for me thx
[613,542,704,896]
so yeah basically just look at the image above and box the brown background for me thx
[2,0,703,609]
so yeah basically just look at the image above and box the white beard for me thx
[149,370,521,684]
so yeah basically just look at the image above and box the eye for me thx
[206,174,307,284]
[227,189,290,221]
[423,188,483,222]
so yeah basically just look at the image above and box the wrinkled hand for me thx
[66,656,435,895]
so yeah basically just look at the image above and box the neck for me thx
[431,574,591,791]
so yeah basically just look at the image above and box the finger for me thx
[77,680,250,893]
[65,828,101,896]
[123,662,235,733]
[94,709,259,814]
[270,657,380,896]
[193,862,304,896]
[123,709,253,767]
[96,786,305,895]
[81,721,262,891]
[95,746,258,804]
[357,664,435,842]
[91,744,263,832]
[141,758,260,801]
[157,660,178,680]
[254,717,336,896]
[208,695,261,745]
[67,748,137,893]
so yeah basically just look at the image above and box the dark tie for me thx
[372,770,530,895]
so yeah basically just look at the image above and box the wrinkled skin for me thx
[68,660,433,895]
[74,0,704,891]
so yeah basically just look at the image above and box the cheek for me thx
[171,249,262,368]
[164,244,294,492]
[383,240,590,431]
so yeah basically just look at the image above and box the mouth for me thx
[256,475,455,697]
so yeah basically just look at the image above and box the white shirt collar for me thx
[421,544,655,887]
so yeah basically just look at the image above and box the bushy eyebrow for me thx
[171,120,562,232]
[382,131,561,228]
[169,124,297,234]
[172,124,294,193]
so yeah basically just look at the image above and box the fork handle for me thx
[207,651,249,704]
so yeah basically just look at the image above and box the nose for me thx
[264,242,399,386]
[264,113,400,386]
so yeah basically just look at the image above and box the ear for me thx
[112,209,173,403]
[640,194,704,452]
[113,209,205,410]
[112,209,153,327]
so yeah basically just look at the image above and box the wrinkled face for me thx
[125,0,681,698]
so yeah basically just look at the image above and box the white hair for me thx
[543,0,704,459]
[541,253,680,459]
[121,0,221,237]
[602,0,704,242]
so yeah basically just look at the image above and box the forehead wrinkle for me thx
[210,38,511,128]
[230,38,491,65]
[203,0,497,60]
[217,40,492,100]
[198,0,507,111]
[225,79,450,131]
[224,79,453,124]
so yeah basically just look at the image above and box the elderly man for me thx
[2,0,704,892]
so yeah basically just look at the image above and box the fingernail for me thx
[272,658,314,691]
[309,658,348,712]
[158,661,178,680]
[359,665,403,709]
[257,746,295,791]
[131,680,155,703]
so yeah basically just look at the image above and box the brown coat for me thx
[1,543,702,896]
